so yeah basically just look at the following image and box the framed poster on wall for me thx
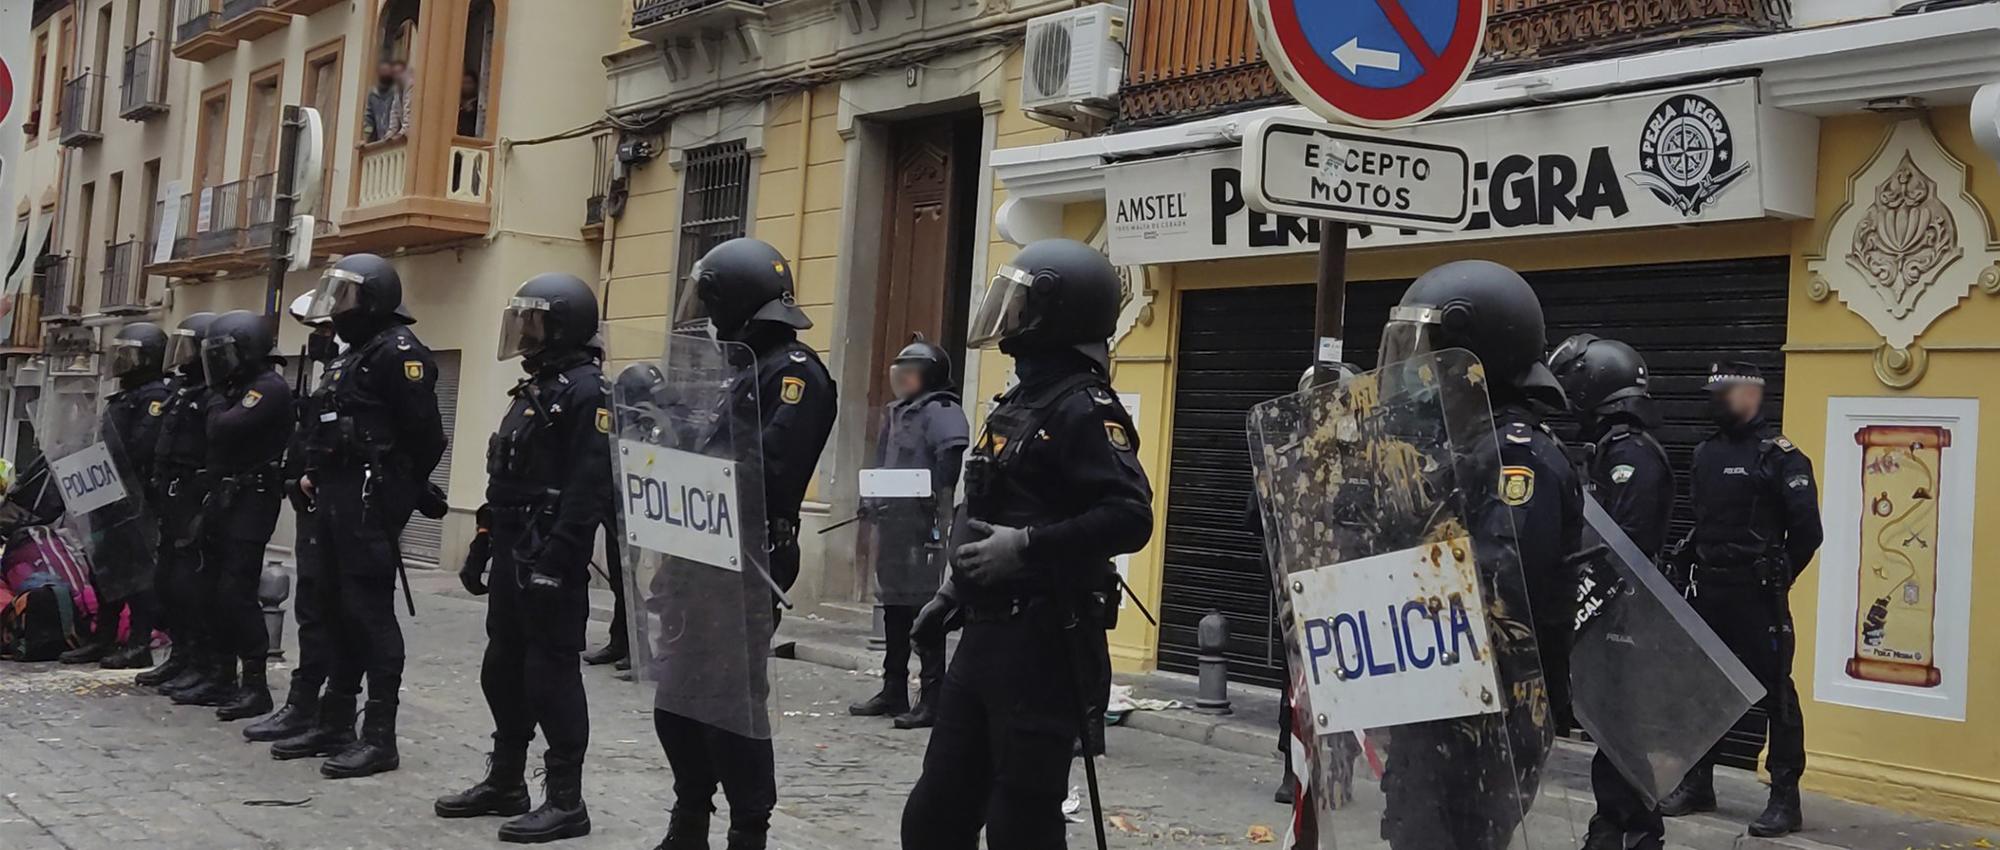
[1813,396,1978,721]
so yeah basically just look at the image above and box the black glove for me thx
[911,588,961,645]
[460,513,492,596]
[954,520,1032,587]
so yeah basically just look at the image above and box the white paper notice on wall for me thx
[859,468,932,499]
[1112,392,1142,605]
[49,442,131,516]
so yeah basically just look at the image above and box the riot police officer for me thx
[1371,260,1581,849]
[653,237,835,850]
[285,253,446,778]
[1549,334,1674,850]
[246,296,344,743]
[900,239,1153,848]
[67,323,174,669]
[1658,362,1821,837]
[848,335,965,730]
[197,310,295,722]
[435,273,610,844]
[144,313,221,701]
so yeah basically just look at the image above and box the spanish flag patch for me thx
[1500,466,1535,507]
[149,400,164,417]
[242,390,264,408]
[404,360,425,381]
[1104,420,1132,451]
[596,407,611,434]
[780,376,806,405]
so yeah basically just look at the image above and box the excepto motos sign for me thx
[1102,79,1816,266]
[1288,536,1503,736]
[619,440,744,572]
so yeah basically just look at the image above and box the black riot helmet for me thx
[200,309,278,384]
[673,238,810,341]
[968,238,1123,367]
[105,322,168,381]
[1378,260,1564,407]
[305,253,415,328]
[891,333,952,396]
[499,273,599,361]
[1548,334,1657,434]
[165,312,219,373]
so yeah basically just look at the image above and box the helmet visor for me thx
[105,339,149,378]
[967,265,1034,350]
[497,296,551,361]
[200,334,247,382]
[306,268,367,321]
[1377,305,1444,367]
[671,262,711,331]
[165,329,202,370]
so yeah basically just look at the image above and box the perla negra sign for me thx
[1104,80,1815,266]
[1288,537,1504,736]
[619,440,743,572]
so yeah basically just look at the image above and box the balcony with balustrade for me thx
[146,181,266,278]
[275,0,343,13]
[120,38,171,120]
[36,256,81,324]
[58,73,104,147]
[173,0,230,61]
[215,0,293,43]
[100,240,159,314]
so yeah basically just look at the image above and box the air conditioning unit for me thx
[1021,4,1126,128]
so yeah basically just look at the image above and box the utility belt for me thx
[311,414,389,469]
[158,463,209,498]
[770,517,799,550]
[210,462,283,511]
[960,574,1119,632]
[1688,554,1790,594]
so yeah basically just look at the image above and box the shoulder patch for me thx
[1773,436,1797,452]
[595,407,611,434]
[148,400,164,417]
[1609,464,1635,484]
[1104,420,1132,451]
[404,360,425,382]
[241,390,264,409]
[1787,474,1811,490]
[1500,465,1535,506]
[1088,386,1117,406]
[780,375,806,405]
[789,349,809,364]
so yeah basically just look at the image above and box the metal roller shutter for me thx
[1158,257,1788,767]
[399,349,459,566]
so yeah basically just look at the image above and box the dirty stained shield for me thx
[612,328,777,740]
[1247,349,1568,850]
[38,382,159,602]
[1569,495,1766,807]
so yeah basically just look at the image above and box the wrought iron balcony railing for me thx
[120,39,170,119]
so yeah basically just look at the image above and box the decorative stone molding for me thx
[1090,220,1155,353]
[1807,118,2000,388]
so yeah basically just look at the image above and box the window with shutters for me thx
[674,141,752,285]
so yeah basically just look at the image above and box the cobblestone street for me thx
[0,573,1295,850]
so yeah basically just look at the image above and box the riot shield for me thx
[38,380,158,602]
[612,329,777,740]
[1569,495,1766,806]
[1248,349,1569,850]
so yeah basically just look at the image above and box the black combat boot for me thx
[173,655,240,707]
[322,700,400,778]
[1748,781,1802,837]
[58,636,114,664]
[243,689,318,742]
[498,763,592,843]
[272,696,356,760]
[1657,764,1717,817]
[436,749,532,818]
[653,807,711,850]
[892,677,939,729]
[101,642,155,670]
[848,677,909,717]
[580,637,626,667]
[1580,816,1624,850]
[724,826,767,850]
[134,648,188,687]
[217,659,274,721]
[158,648,212,696]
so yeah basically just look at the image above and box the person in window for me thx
[363,58,411,144]
[457,72,482,138]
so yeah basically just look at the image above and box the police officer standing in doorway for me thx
[1659,362,1821,837]
[246,296,344,744]
[198,310,296,722]
[146,313,221,702]
[900,239,1153,848]
[292,253,447,778]
[1370,260,1581,849]
[436,273,611,844]
[68,323,174,669]
[1549,334,1675,850]
[653,237,835,850]
[848,335,966,730]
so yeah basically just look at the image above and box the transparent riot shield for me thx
[1569,495,1766,806]
[38,380,158,602]
[1248,349,1568,850]
[612,329,777,740]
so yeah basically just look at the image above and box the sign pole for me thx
[264,104,304,318]
[1311,221,1348,387]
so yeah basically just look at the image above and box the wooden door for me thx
[871,123,960,417]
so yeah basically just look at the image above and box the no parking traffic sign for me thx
[1251,0,1487,128]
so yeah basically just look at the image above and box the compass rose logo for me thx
[1629,94,1753,216]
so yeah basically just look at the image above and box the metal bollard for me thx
[259,560,292,661]
[1195,610,1233,715]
